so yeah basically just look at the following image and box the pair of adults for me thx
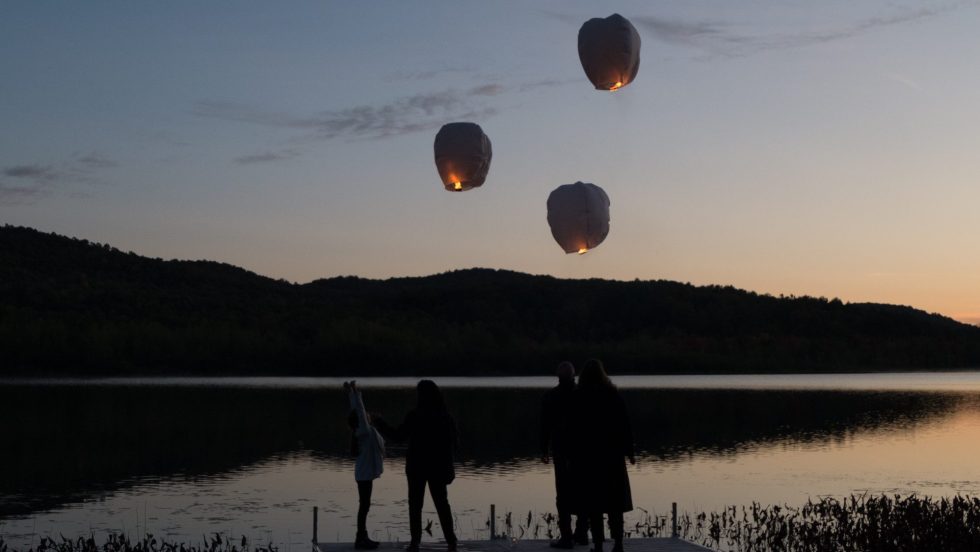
[344,358,633,552]
[540,359,635,552]
[344,379,459,551]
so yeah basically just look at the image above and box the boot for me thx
[355,532,379,550]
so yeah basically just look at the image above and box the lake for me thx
[2,373,980,549]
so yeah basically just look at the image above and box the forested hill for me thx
[2,224,979,376]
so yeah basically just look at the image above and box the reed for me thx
[0,533,279,552]
[5,494,978,552]
[487,494,980,551]
[669,494,980,552]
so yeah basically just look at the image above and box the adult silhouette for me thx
[540,361,590,547]
[375,380,459,552]
[572,359,635,552]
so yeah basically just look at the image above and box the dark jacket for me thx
[377,409,458,484]
[571,385,634,513]
[540,381,577,458]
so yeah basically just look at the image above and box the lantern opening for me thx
[453,181,462,191]
[578,248,588,255]
[609,81,623,91]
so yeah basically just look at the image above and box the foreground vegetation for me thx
[678,494,980,551]
[3,224,980,376]
[0,534,276,552]
[4,495,978,552]
[502,494,980,551]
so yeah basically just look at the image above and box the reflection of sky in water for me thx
[2,379,980,549]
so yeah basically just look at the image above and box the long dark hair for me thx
[348,410,360,456]
[578,358,615,390]
[416,379,447,414]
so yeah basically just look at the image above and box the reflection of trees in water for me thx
[0,385,971,518]
[627,389,964,461]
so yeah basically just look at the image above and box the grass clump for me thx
[672,494,980,551]
[0,533,278,552]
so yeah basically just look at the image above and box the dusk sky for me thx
[2,1,979,324]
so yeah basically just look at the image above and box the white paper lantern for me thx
[547,182,611,254]
[578,14,641,91]
[433,122,492,192]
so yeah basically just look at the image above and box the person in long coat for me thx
[572,359,635,552]
[540,361,590,547]
[375,380,459,552]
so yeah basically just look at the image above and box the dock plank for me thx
[316,539,711,552]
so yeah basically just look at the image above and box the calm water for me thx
[2,373,980,548]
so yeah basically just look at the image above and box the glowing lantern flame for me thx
[578,248,588,255]
[453,181,462,191]
[609,81,623,91]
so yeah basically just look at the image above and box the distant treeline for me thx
[2,224,979,376]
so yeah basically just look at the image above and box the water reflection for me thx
[1,379,979,547]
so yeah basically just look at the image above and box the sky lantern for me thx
[433,122,492,192]
[546,181,611,254]
[578,14,641,91]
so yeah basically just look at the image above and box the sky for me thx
[2,1,980,325]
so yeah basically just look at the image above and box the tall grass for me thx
[486,494,980,551]
[4,495,978,552]
[0,533,278,552]
[660,494,980,551]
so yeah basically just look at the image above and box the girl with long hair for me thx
[344,380,385,549]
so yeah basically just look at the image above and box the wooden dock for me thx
[312,504,711,552]
[315,540,711,552]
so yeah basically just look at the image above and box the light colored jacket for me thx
[349,390,385,481]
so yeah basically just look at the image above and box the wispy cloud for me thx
[0,181,49,204]
[3,164,62,181]
[201,77,573,164]
[548,4,972,59]
[195,84,507,144]
[77,153,119,169]
[234,149,302,165]
[0,153,118,204]
[633,4,970,57]
[386,66,477,82]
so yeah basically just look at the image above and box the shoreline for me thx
[4,370,980,391]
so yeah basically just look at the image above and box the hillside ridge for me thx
[2,224,978,376]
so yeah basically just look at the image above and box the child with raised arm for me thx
[344,380,385,550]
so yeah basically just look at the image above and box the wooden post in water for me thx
[671,502,678,538]
[490,504,496,540]
[312,506,319,550]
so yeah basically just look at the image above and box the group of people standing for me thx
[342,359,634,552]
